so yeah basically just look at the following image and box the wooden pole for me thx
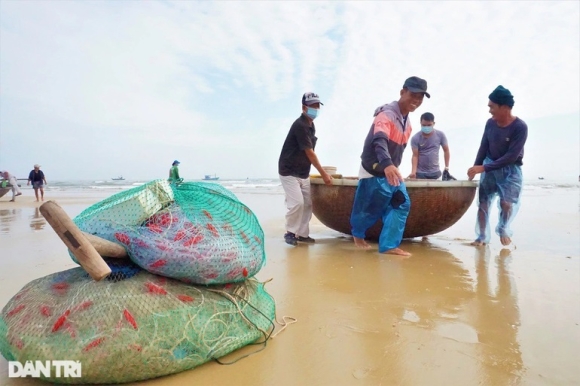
[40,201,111,281]
[83,232,128,258]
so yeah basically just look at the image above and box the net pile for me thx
[0,180,278,384]
[0,260,275,384]
[73,180,266,284]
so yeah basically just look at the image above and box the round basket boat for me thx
[310,177,477,239]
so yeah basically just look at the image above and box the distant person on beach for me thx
[467,85,528,246]
[350,76,430,257]
[168,160,182,183]
[278,92,332,246]
[1,170,23,202]
[408,112,456,181]
[27,164,47,202]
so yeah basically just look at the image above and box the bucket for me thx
[322,166,337,174]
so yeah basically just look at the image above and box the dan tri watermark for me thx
[8,360,82,378]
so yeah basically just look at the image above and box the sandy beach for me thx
[0,183,579,386]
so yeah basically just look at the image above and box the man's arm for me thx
[304,149,332,185]
[442,145,450,169]
[439,132,450,169]
[409,148,419,178]
[371,113,404,186]
[293,123,332,185]
[473,127,489,166]
[468,127,489,180]
[371,114,395,171]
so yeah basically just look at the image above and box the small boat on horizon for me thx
[112,176,125,181]
[538,177,544,180]
[203,174,219,181]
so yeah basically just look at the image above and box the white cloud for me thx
[0,0,578,180]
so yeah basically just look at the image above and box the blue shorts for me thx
[32,181,44,189]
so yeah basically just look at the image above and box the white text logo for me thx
[8,361,82,378]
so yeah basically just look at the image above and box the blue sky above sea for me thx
[0,1,578,181]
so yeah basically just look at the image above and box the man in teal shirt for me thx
[169,160,182,183]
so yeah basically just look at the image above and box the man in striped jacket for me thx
[350,77,430,256]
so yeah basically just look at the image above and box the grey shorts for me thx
[33,181,44,189]
[416,170,442,180]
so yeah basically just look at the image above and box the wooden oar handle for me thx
[40,201,112,281]
[83,232,128,258]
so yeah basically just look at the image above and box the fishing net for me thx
[474,158,523,243]
[72,180,266,284]
[0,260,276,384]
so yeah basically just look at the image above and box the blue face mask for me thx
[421,125,433,134]
[306,107,319,120]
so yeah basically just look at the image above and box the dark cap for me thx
[403,76,430,98]
[302,92,324,106]
[489,85,514,107]
[172,160,180,165]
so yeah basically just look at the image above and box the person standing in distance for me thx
[169,160,182,183]
[278,92,332,246]
[27,164,47,202]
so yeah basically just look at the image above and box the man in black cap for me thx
[278,92,332,246]
[468,85,528,246]
[350,76,429,256]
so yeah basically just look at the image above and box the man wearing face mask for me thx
[350,77,430,256]
[408,112,455,180]
[278,92,332,246]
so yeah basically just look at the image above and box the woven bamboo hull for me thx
[310,177,477,239]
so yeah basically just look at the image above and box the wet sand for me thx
[0,187,579,386]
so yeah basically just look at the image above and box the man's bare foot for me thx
[382,248,411,257]
[15,193,22,196]
[470,240,486,246]
[9,199,15,202]
[35,199,39,202]
[353,237,372,249]
[500,236,511,246]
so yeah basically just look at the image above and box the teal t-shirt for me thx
[169,166,180,181]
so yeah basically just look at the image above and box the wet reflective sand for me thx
[0,188,578,385]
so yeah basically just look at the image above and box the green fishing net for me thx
[0,179,280,383]
[0,261,276,384]
[72,180,266,285]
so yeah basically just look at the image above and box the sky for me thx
[0,0,579,181]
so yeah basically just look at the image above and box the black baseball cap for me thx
[302,92,324,106]
[403,76,430,98]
